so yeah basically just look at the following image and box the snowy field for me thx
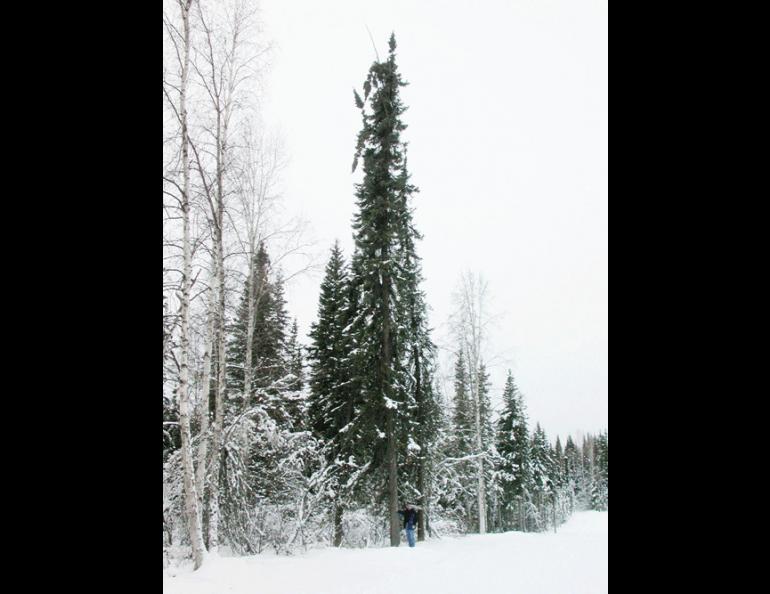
[163,511,608,594]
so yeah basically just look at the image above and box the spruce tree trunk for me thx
[381,256,399,547]
[177,0,205,570]
[414,345,426,541]
[387,409,399,546]
[333,502,344,547]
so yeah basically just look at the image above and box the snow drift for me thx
[163,511,608,594]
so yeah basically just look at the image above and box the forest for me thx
[163,0,608,570]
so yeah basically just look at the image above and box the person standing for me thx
[398,503,418,547]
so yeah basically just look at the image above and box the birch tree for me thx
[162,0,206,569]
[228,127,315,410]
[236,130,283,412]
[452,271,493,534]
[188,0,261,551]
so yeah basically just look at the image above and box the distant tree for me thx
[529,423,554,530]
[592,430,608,510]
[452,271,494,534]
[495,371,532,531]
[564,435,581,509]
[553,436,564,488]
[444,349,476,530]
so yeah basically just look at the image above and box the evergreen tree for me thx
[219,243,309,552]
[267,271,290,384]
[476,363,495,452]
[347,33,419,546]
[596,430,608,484]
[287,319,304,394]
[274,303,303,431]
[451,350,474,459]
[564,435,580,511]
[309,253,357,480]
[308,242,370,545]
[308,243,352,438]
[529,423,554,530]
[475,362,496,532]
[553,436,564,488]
[445,349,475,529]
[530,424,551,493]
[226,244,297,426]
[592,430,608,510]
[495,370,531,531]
[581,434,595,509]
[227,244,271,405]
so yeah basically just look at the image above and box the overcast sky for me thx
[257,0,608,443]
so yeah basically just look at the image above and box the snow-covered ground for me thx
[163,511,608,594]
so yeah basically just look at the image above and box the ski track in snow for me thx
[163,511,608,594]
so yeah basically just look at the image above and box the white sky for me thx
[258,0,608,443]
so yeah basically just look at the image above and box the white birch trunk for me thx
[207,225,226,552]
[195,279,215,521]
[193,1,263,552]
[207,73,229,553]
[176,0,206,570]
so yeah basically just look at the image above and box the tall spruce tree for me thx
[348,33,419,546]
